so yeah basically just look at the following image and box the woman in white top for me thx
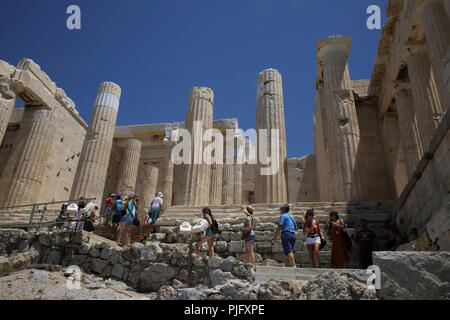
[149,192,164,224]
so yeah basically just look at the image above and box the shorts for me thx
[281,232,296,255]
[112,214,121,224]
[245,235,256,243]
[306,236,321,245]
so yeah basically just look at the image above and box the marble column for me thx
[407,45,442,152]
[417,0,450,110]
[317,36,362,202]
[174,87,213,206]
[381,112,409,198]
[5,109,56,206]
[313,87,333,202]
[0,76,17,146]
[161,145,174,211]
[117,139,142,196]
[210,163,223,205]
[393,82,423,178]
[140,165,159,213]
[255,68,288,203]
[222,163,235,205]
[70,82,121,204]
[233,162,243,204]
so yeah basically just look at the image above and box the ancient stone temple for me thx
[0,0,448,252]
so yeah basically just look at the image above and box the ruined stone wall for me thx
[0,106,86,207]
[287,156,319,202]
[355,99,393,200]
[394,111,449,251]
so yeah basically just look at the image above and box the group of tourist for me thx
[192,204,404,269]
[55,191,165,247]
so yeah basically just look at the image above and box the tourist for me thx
[194,207,215,256]
[56,202,69,230]
[77,197,87,211]
[149,192,164,224]
[303,209,323,268]
[325,211,348,268]
[102,193,115,226]
[272,204,297,268]
[385,225,403,251]
[112,193,123,228]
[240,205,255,265]
[352,219,378,269]
[117,192,137,246]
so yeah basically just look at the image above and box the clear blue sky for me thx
[1,0,386,158]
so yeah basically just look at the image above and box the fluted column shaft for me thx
[407,47,442,152]
[0,77,17,145]
[210,163,223,205]
[70,82,121,204]
[161,146,174,211]
[5,109,56,206]
[222,163,234,205]
[255,69,288,203]
[117,139,142,196]
[174,87,213,206]
[317,38,362,202]
[394,84,423,178]
[417,0,450,110]
[233,162,243,204]
[141,165,159,213]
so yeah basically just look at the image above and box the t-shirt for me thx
[279,212,297,233]
[356,229,376,252]
[105,197,113,207]
[151,197,163,209]
[113,200,122,214]
[204,214,213,237]
[244,216,255,236]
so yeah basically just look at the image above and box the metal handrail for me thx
[0,198,96,210]
[0,198,96,232]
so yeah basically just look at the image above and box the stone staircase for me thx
[0,208,60,229]
[157,201,395,268]
[254,265,368,283]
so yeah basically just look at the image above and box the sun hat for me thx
[157,192,164,198]
[243,205,254,216]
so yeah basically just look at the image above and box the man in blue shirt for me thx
[273,204,297,267]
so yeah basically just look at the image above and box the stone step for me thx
[254,266,366,283]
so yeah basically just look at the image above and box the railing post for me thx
[36,205,47,233]
[27,204,36,232]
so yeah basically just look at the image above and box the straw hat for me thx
[243,205,254,216]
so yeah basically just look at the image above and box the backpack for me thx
[210,218,219,234]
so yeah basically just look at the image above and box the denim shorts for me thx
[281,232,296,255]
[245,235,256,243]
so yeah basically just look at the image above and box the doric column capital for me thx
[317,36,351,62]
[189,87,214,105]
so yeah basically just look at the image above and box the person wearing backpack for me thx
[194,207,216,256]
[240,206,255,265]
[272,204,297,268]
[117,192,137,246]
[112,193,123,228]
